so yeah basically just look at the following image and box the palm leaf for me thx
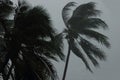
[23,51,59,80]
[80,29,110,48]
[72,2,101,18]
[42,52,59,61]
[80,38,106,60]
[38,56,59,80]
[69,39,92,72]
[87,54,99,66]
[33,33,65,61]
[69,17,108,30]
[51,33,65,60]
[62,2,77,25]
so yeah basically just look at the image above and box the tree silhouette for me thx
[0,0,64,80]
[62,2,110,80]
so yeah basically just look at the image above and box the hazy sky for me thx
[12,0,120,80]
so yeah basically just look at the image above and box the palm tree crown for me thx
[62,2,110,80]
[0,1,64,80]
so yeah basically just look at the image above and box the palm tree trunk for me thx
[62,43,71,80]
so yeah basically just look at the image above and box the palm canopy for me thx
[14,6,64,60]
[0,1,64,80]
[62,2,110,71]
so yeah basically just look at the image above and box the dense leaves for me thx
[0,1,64,80]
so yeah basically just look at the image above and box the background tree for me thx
[62,2,110,80]
[0,0,64,80]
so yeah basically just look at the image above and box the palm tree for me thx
[0,0,64,80]
[62,2,110,80]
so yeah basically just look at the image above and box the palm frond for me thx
[51,33,65,60]
[80,38,106,60]
[23,52,59,80]
[42,52,59,61]
[80,29,110,48]
[72,2,101,18]
[62,2,77,25]
[69,39,92,72]
[69,17,108,30]
[87,54,99,67]
[38,56,59,80]
[33,33,65,61]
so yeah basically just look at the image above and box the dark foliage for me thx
[0,1,64,80]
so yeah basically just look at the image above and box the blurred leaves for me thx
[0,1,64,80]
[62,1,110,72]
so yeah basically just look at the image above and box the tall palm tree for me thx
[0,0,64,80]
[62,2,110,80]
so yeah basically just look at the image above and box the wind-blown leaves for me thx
[62,2,76,25]
[69,17,108,30]
[79,38,106,66]
[62,2,110,76]
[80,29,110,48]
[51,33,65,60]
[0,2,64,80]
[80,38,106,60]
[22,51,59,80]
[32,33,65,61]
[88,54,99,66]
[69,39,92,72]
[72,2,101,18]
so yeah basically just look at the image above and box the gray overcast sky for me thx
[12,0,120,80]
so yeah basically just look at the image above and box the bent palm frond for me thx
[80,29,110,48]
[72,2,101,18]
[80,38,106,60]
[33,33,65,61]
[23,51,59,80]
[69,39,92,72]
[62,2,77,25]
[69,17,108,30]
